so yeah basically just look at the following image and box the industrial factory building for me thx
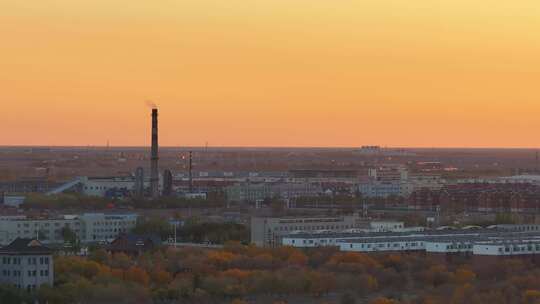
[46,107,175,200]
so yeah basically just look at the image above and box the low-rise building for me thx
[283,226,540,253]
[0,213,138,246]
[251,214,366,247]
[107,234,162,256]
[369,221,405,232]
[78,213,138,243]
[226,182,324,203]
[359,180,402,198]
[0,238,54,291]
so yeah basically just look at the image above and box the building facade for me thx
[226,182,324,203]
[0,239,54,291]
[0,213,138,245]
[251,214,366,247]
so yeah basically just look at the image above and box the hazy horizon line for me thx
[1,144,539,150]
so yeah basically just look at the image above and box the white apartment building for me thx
[226,182,324,203]
[0,239,54,291]
[282,225,540,255]
[359,181,402,198]
[251,214,366,247]
[370,221,405,232]
[360,168,444,198]
[0,213,138,245]
[0,216,80,245]
[473,240,540,256]
[79,213,138,242]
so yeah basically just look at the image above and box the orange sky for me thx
[1,0,539,148]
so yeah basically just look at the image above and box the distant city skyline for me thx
[2,0,539,148]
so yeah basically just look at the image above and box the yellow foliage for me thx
[222,269,251,280]
[328,252,380,268]
[454,268,476,284]
[524,290,540,303]
[370,297,399,304]
[207,250,237,265]
[151,269,173,286]
[287,251,308,266]
[124,266,150,286]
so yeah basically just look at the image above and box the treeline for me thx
[123,192,225,209]
[133,217,249,244]
[22,193,112,210]
[176,222,249,244]
[5,244,540,303]
[21,192,227,211]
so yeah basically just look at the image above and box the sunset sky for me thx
[1,0,539,148]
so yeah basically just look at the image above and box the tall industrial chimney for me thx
[188,151,193,193]
[150,108,159,198]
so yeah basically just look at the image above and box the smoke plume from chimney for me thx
[145,100,158,109]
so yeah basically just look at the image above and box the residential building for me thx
[282,225,540,251]
[360,167,444,199]
[0,213,138,245]
[358,180,402,198]
[369,221,405,232]
[78,213,138,243]
[250,214,366,247]
[0,238,54,291]
[226,182,324,203]
[107,234,161,256]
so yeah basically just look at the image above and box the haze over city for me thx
[4,2,540,303]
[2,0,540,148]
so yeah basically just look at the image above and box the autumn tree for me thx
[124,266,150,286]
[370,297,399,304]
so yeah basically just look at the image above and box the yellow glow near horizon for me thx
[1,0,539,147]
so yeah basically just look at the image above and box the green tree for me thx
[132,217,172,240]
[61,225,80,253]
